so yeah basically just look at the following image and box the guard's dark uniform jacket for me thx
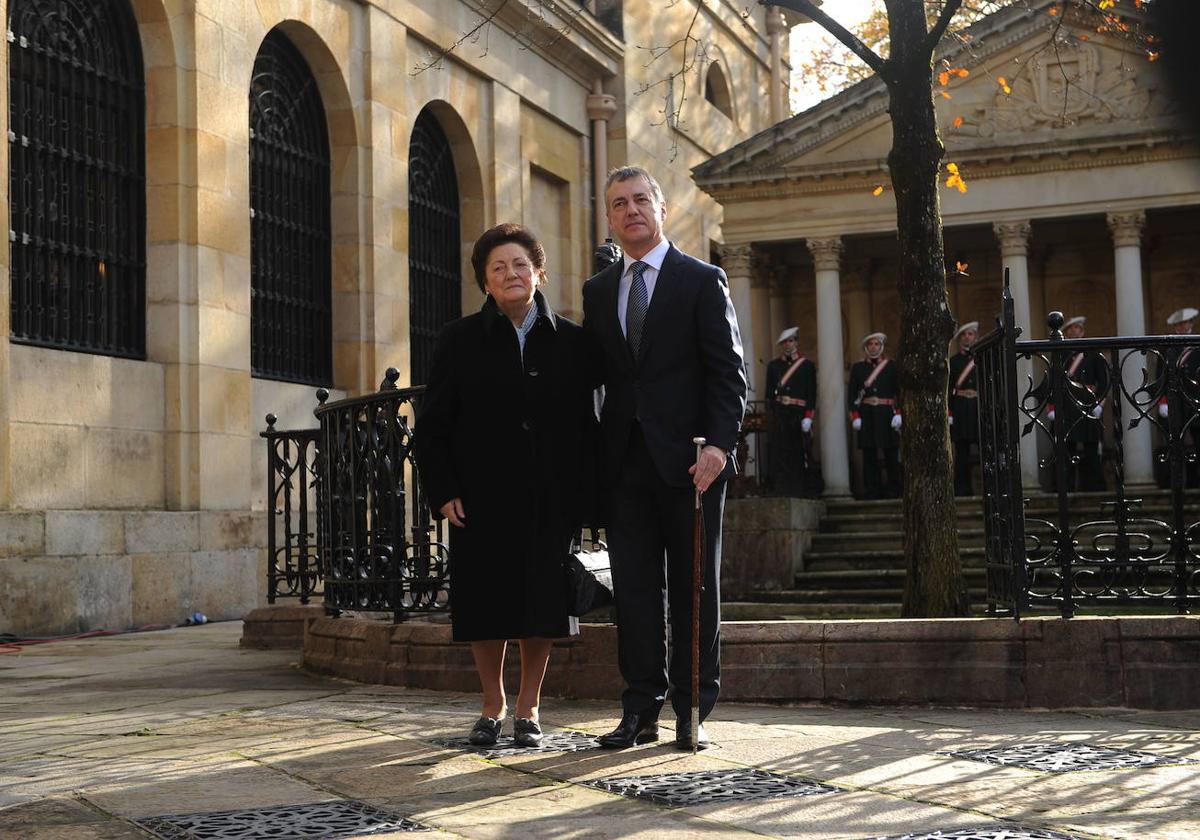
[848,355,901,499]
[948,350,979,443]
[848,357,900,450]
[1054,349,1108,491]
[948,349,980,496]
[764,353,816,495]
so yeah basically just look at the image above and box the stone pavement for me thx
[2,622,1198,840]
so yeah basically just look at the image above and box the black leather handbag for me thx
[564,548,613,616]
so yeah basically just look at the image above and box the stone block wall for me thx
[722,497,823,598]
[303,615,1200,710]
[0,510,266,636]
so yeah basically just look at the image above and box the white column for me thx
[1107,210,1154,486]
[719,244,757,400]
[765,6,788,124]
[807,237,851,497]
[768,268,789,351]
[586,83,618,246]
[994,220,1040,489]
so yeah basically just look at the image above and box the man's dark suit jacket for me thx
[582,243,747,488]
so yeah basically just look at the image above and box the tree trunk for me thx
[884,0,966,617]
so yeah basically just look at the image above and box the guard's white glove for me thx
[949,414,955,427]
[852,417,862,431]
[891,413,903,431]
[1091,404,1103,419]
[1159,402,1169,419]
[1047,408,1056,422]
[801,417,813,433]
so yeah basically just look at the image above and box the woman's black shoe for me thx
[468,715,504,746]
[513,717,543,747]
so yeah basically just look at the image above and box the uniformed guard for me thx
[1157,306,1200,486]
[1048,315,1108,492]
[948,321,980,496]
[764,327,816,496]
[848,332,901,499]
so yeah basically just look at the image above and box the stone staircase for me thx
[724,489,1198,620]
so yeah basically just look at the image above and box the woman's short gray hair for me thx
[604,166,664,204]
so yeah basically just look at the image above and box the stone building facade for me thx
[0,0,795,635]
[695,0,1200,497]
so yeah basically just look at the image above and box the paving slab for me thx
[1,621,1197,839]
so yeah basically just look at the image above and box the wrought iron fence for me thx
[261,417,322,603]
[313,371,450,622]
[976,277,1200,617]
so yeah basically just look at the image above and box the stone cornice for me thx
[704,142,1199,203]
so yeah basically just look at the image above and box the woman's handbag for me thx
[564,548,613,616]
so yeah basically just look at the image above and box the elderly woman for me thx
[414,222,598,748]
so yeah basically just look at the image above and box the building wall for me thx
[0,0,776,634]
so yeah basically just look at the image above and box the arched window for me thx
[408,108,461,386]
[249,29,331,386]
[7,0,146,357]
[704,61,734,121]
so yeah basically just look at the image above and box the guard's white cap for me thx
[1167,307,1198,326]
[954,321,980,340]
[861,331,886,346]
[1063,315,1087,331]
[777,326,799,343]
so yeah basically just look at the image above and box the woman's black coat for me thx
[414,292,599,642]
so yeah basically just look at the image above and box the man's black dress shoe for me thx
[674,719,711,751]
[597,712,659,748]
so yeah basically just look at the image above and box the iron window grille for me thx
[7,0,147,358]
[250,29,332,386]
[407,108,461,387]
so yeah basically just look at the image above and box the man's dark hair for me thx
[470,222,547,293]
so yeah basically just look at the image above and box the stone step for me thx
[722,601,902,619]
[810,528,989,552]
[804,546,988,567]
[793,567,989,589]
[749,585,990,604]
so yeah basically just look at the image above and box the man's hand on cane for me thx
[689,445,727,492]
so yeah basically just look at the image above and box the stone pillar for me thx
[586,81,618,246]
[719,244,757,400]
[994,220,1039,489]
[807,237,851,497]
[765,6,788,124]
[1107,210,1154,486]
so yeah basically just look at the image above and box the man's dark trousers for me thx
[608,425,724,723]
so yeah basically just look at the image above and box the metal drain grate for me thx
[948,742,1197,773]
[442,730,602,757]
[869,826,1089,840]
[135,800,429,839]
[584,768,842,806]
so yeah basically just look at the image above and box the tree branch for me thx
[764,0,887,77]
[922,0,965,56]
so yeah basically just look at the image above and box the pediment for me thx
[695,0,1183,189]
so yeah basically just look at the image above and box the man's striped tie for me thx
[626,260,648,357]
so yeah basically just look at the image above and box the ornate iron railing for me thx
[313,371,450,622]
[976,277,1200,617]
[261,417,323,603]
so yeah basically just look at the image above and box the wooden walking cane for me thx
[691,436,707,754]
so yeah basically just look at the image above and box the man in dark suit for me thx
[582,165,746,751]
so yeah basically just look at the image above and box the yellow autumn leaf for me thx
[946,162,959,174]
[952,116,964,128]
[940,90,952,100]
[1078,34,1090,41]
[1048,5,1060,16]
[872,185,885,197]
[939,71,950,85]
[1148,51,1160,62]
[1098,0,1115,8]
[997,76,1013,95]
[955,260,970,274]
[954,69,969,78]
